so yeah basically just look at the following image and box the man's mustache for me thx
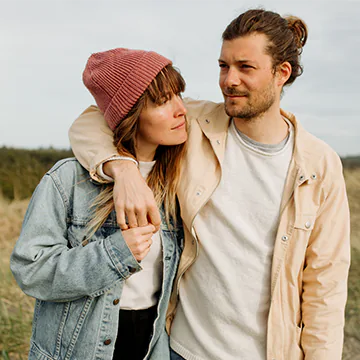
[223,88,249,97]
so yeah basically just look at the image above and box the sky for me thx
[1,0,359,156]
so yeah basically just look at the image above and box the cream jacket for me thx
[69,99,350,360]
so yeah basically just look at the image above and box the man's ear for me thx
[276,61,292,87]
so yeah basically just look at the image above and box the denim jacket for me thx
[10,158,183,360]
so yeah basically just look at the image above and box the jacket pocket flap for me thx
[294,214,316,231]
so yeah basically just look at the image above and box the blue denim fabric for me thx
[170,348,186,360]
[10,158,183,360]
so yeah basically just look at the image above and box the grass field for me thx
[0,198,34,360]
[0,168,359,359]
[343,168,360,359]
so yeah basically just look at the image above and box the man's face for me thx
[219,33,280,120]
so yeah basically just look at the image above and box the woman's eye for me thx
[158,98,169,105]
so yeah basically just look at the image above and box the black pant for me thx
[113,306,157,360]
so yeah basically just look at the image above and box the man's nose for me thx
[223,67,241,88]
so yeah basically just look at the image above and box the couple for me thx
[11,8,350,360]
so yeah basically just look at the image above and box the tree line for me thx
[0,146,359,200]
[0,147,73,200]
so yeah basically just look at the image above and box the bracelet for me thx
[97,156,139,182]
[106,156,139,167]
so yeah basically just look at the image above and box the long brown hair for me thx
[222,9,308,86]
[87,64,186,237]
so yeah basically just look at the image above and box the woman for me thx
[10,48,187,360]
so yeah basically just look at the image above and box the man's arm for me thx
[69,106,118,181]
[69,106,161,230]
[301,160,350,359]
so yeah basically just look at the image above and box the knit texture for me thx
[83,48,172,130]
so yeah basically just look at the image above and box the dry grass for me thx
[343,168,360,359]
[0,169,359,359]
[0,196,34,359]
[344,168,360,250]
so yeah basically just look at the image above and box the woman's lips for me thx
[172,121,186,130]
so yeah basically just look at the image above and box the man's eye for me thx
[219,63,228,69]
[241,64,253,69]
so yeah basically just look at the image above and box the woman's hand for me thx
[122,224,156,262]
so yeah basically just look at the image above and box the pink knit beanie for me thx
[83,48,172,130]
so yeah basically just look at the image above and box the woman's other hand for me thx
[122,224,156,262]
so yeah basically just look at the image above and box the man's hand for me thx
[122,224,156,262]
[103,160,161,231]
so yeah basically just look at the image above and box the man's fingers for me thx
[127,210,138,228]
[110,161,158,232]
[116,207,128,230]
[136,207,149,227]
[147,205,161,231]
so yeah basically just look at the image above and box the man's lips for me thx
[171,121,186,130]
[223,93,248,98]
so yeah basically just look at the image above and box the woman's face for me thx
[136,95,187,161]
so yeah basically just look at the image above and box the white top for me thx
[170,119,294,360]
[120,160,163,310]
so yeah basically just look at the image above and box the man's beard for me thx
[223,81,276,121]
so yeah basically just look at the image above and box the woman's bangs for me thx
[146,65,186,105]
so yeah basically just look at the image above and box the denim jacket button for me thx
[104,339,111,345]
[113,299,120,305]
[128,267,136,274]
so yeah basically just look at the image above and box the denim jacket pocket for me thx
[31,297,94,360]
[67,216,119,248]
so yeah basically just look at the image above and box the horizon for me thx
[1,145,359,159]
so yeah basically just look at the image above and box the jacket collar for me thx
[194,103,320,190]
[196,102,231,165]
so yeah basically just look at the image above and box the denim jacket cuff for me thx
[105,231,142,279]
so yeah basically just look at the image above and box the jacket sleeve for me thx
[10,174,142,302]
[68,106,119,183]
[301,161,350,359]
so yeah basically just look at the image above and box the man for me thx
[69,9,350,360]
